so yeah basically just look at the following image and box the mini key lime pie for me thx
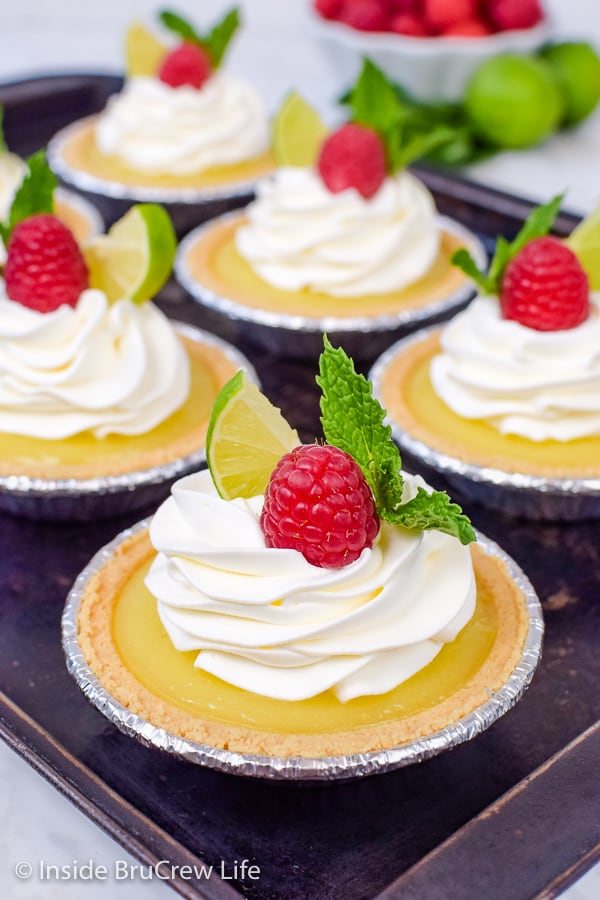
[0,118,102,263]
[370,196,600,519]
[0,156,256,520]
[47,8,273,233]
[175,61,485,358]
[64,339,542,778]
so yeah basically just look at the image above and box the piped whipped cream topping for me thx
[235,166,440,297]
[94,73,269,175]
[146,469,475,703]
[430,294,600,442]
[0,286,189,439]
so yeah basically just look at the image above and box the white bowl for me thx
[308,8,552,101]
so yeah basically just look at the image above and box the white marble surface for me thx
[0,1,599,898]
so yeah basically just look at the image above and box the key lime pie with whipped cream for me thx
[67,338,540,773]
[47,8,273,225]
[371,196,600,519]
[0,156,255,518]
[175,61,485,357]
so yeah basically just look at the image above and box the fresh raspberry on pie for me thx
[158,42,212,89]
[486,0,543,31]
[260,444,380,569]
[318,123,387,199]
[4,214,89,313]
[500,236,590,331]
[424,0,479,32]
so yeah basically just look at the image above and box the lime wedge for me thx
[125,21,168,78]
[207,371,300,499]
[85,204,177,304]
[567,204,600,290]
[272,92,329,167]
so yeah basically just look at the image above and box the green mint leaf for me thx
[0,106,6,154]
[205,8,240,67]
[387,487,476,546]
[508,192,563,258]
[347,58,405,137]
[317,335,405,513]
[487,235,512,286]
[159,10,201,43]
[159,7,240,68]
[451,247,494,294]
[1,150,56,244]
[388,125,457,171]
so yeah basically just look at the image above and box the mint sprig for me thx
[159,7,240,68]
[345,59,456,173]
[0,150,56,246]
[317,336,476,545]
[452,193,564,296]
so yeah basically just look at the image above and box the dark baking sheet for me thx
[0,74,599,900]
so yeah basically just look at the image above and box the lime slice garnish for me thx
[567,204,600,290]
[125,21,168,78]
[85,204,176,304]
[206,371,300,499]
[272,91,329,167]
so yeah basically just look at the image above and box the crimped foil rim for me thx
[175,211,487,335]
[47,116,265,205]
[54,186,105,236]
[0,323,258,498]
[62,520,543,781]
[369,327,600,498]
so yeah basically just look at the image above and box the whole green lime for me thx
[465,54,564,149]
[540,42,600,126]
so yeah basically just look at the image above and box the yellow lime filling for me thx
[384,337,600,473]
[112,558,498,735]
[185,216,470,320]
[63,120,275,189]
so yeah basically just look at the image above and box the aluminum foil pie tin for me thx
[62,520,543,782]
[369,329,600,521]
[47,117,267,235]
[175,212,487,360]
[0,325,258,522]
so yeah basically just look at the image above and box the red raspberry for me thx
[443,18,492,36]
[318,123,387,200]
[500,236,589,331]
[260,444,380,569]
[389,0,419,12]
[337,0,389,32]
[4,214,89,313]
[314,0,344,19]
[389,13,429,35]
[424,0,479,32]
[486,0,543,31]
[158,42,212,89]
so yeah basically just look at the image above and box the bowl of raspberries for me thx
[311,0,550,100]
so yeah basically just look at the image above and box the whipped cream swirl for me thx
[235,166,440,297]
[0,287,189,439]
[94,73,269,175]
[430,295,600,442]
[146,469,475,702]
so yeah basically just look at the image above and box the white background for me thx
[0,0,599,898]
